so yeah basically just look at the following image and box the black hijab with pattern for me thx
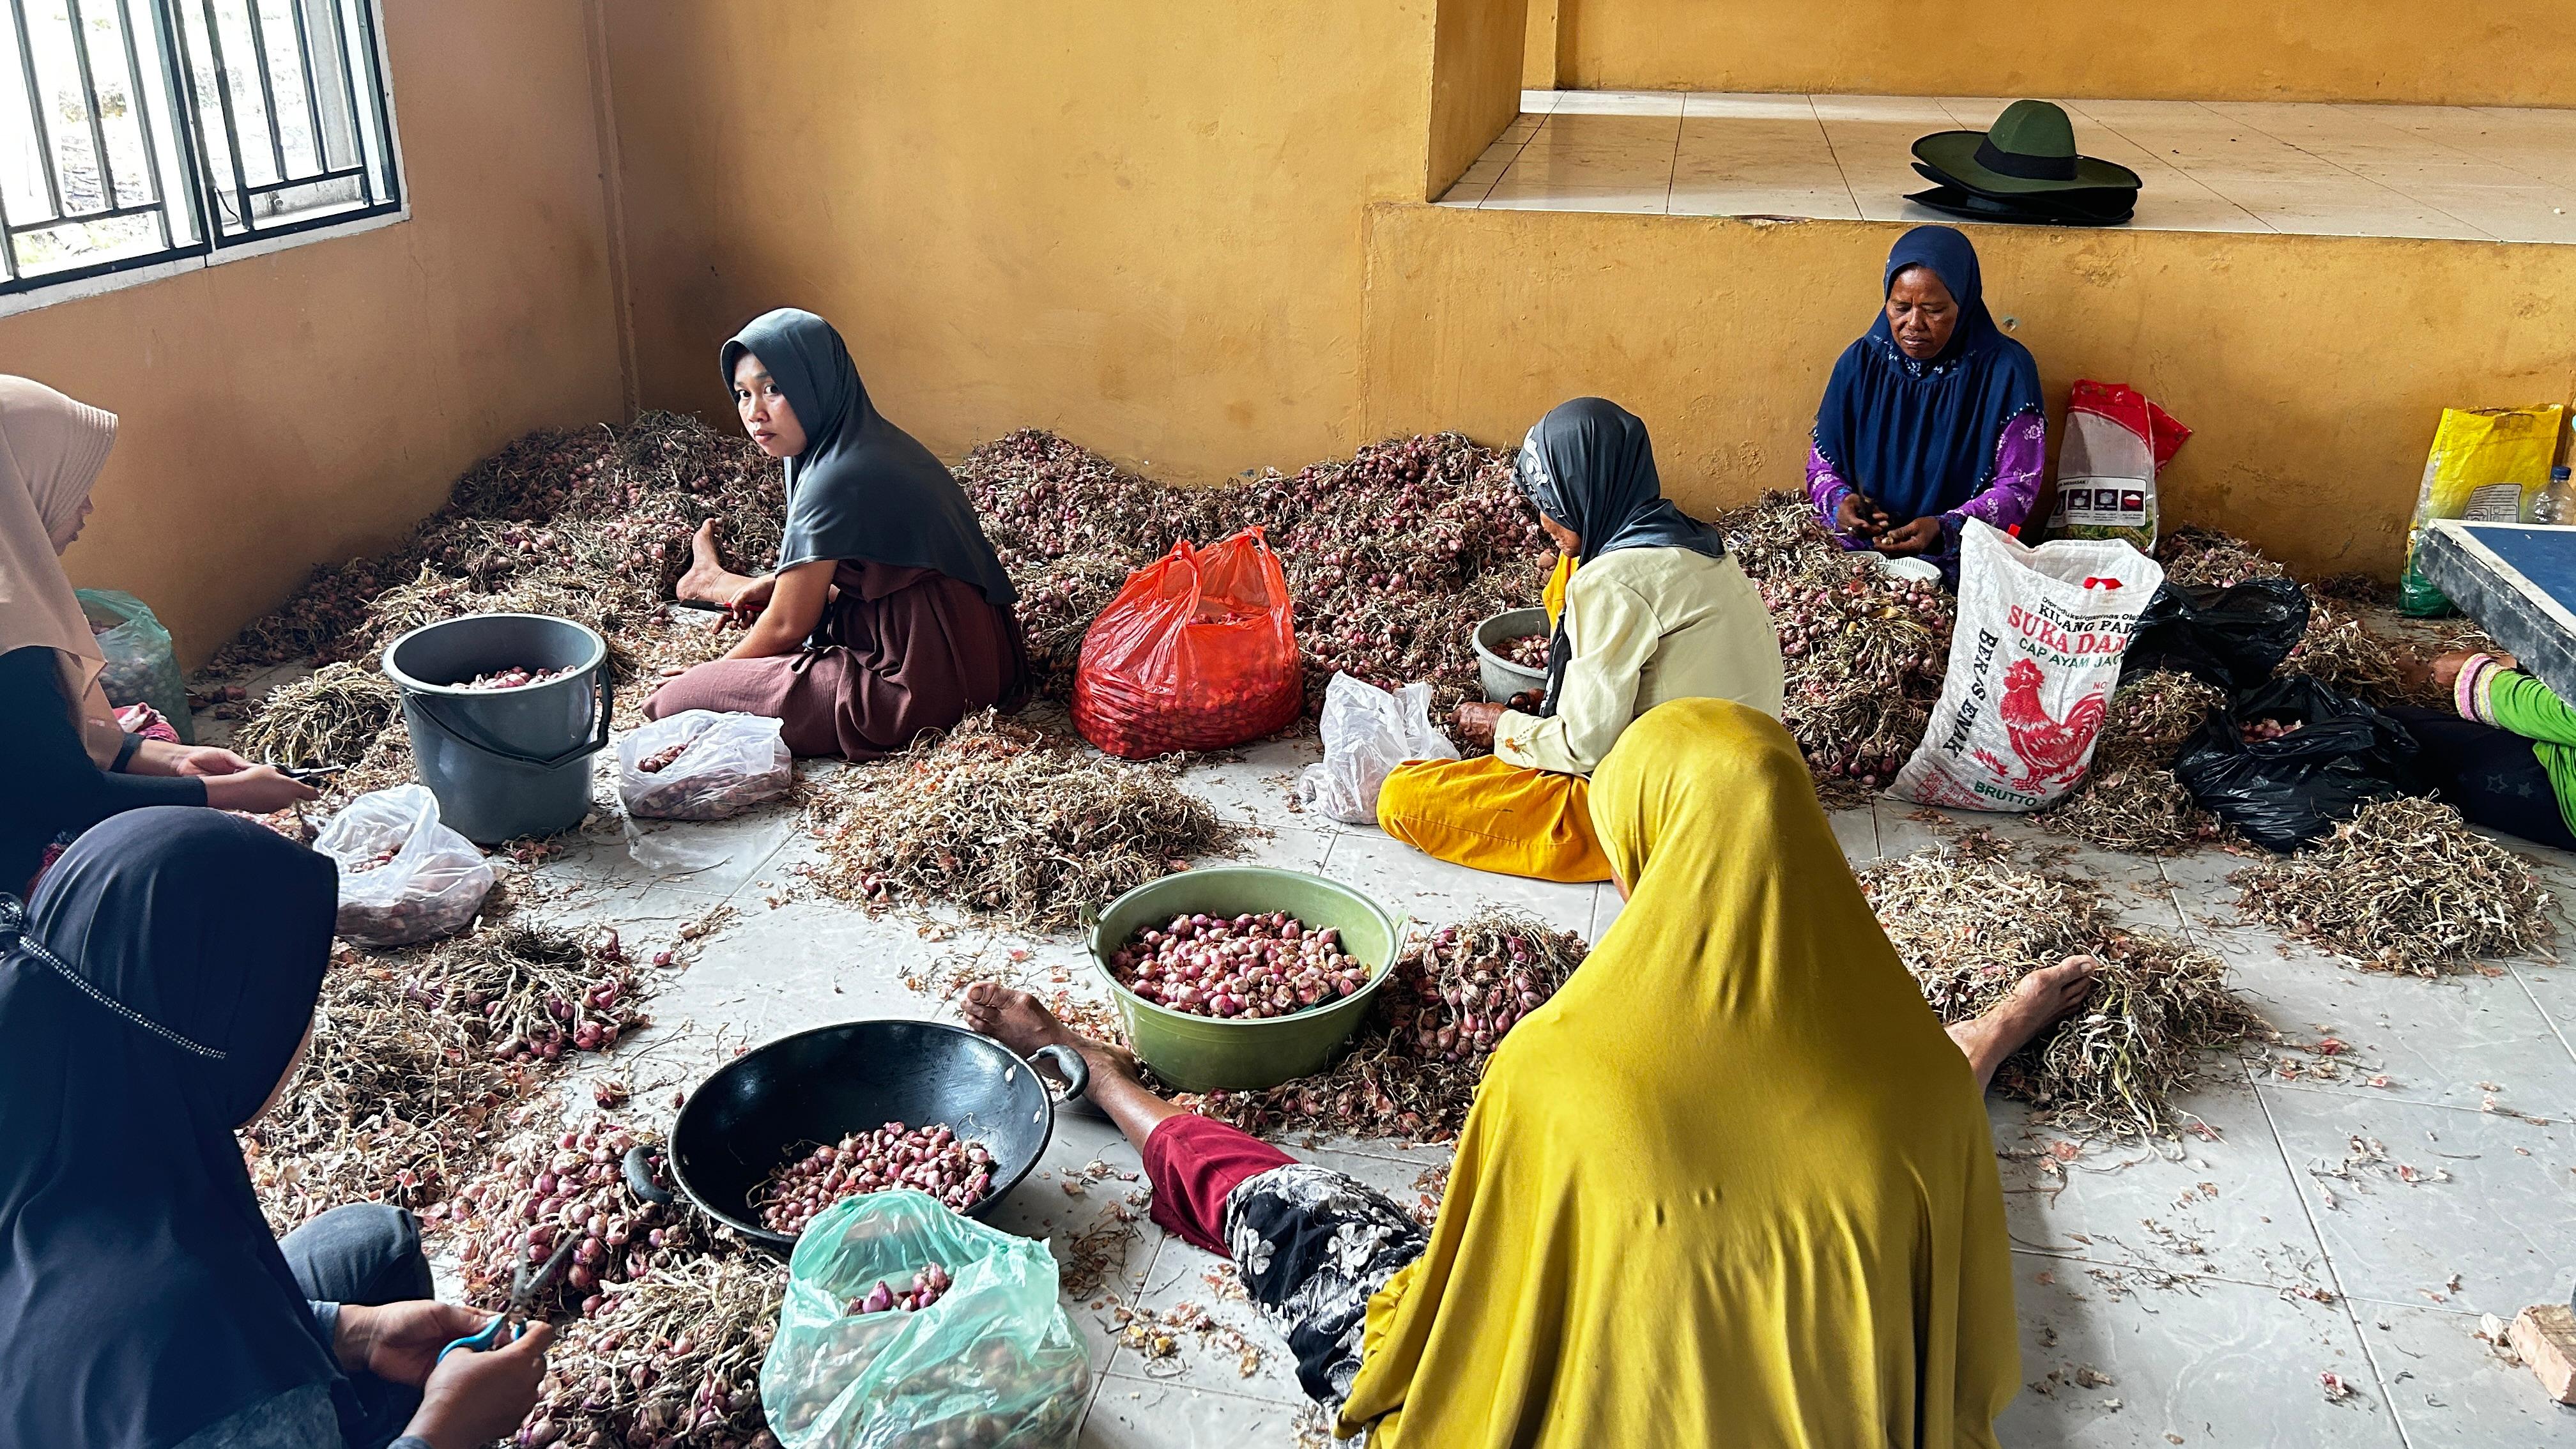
[0,809,346,1449]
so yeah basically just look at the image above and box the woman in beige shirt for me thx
[1377,398,1783,881]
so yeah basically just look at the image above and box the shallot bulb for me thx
[845,1262,953,1317]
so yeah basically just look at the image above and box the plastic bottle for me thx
[2538,465,2575,526]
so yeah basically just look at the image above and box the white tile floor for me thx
[429,724,2576,1446]
[1439,91,2576,243]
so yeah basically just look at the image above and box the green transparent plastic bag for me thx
[760,1190,1087,1449]
[75,588,194,743]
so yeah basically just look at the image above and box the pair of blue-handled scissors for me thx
[438,1236,578,1362]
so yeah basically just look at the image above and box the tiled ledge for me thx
[1440,91,2576,243]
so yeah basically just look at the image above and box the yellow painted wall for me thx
[1429,0,1529,197]
[1522,0,1560,89]
[1557,0,2576,107]
[0,0,625,666]
[1359,205,2576,578]
[601,3,1444,484]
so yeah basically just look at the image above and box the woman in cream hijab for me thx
[1,376,312,893]
[962,698,2097,1443]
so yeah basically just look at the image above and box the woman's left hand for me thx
[1876,517,1943,556]
[1452,701,1506,749]
[170,746,254,778]
[334,1300,493,1387]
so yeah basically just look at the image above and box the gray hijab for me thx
[1513,398,1726,716]
[721,309,1016,606]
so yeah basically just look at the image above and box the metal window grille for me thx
[0,0,398,296]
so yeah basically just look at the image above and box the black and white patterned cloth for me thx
[1218,1163,1430,1407]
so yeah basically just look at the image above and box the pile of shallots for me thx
[753,1123,995,1236]
[1108,910,1371,1020]
[1499,632,1551,670]
[1187,908,1589,1142]
[636,740,689,773]
[1765,556,1954,802]
[451,1119,693,1319]
[518,1252,781,1449]
[424,924,649,1066]
[848,1264,953,1317]
[1397,919,1560,1061]
[959,428,1551,712]
[458,664,576,691]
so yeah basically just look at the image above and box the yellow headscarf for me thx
[0,376,123,765]
[1340,698,2018,1446]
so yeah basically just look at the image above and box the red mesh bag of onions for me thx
[1071,528,1301,758]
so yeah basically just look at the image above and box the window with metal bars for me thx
[0,0,399,300]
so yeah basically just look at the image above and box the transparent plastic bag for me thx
[2043,379,2190,551]
[762,1190,1088,1449]
[314,784,496,946]
[1297,671,1458,824]
[617,710,793,820]
[75,588,194,742]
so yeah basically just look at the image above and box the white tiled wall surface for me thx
[1439,91,2576,243]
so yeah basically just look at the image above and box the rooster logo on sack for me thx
[1970,658,2108,792]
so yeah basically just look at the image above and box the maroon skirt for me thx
[643,561,1031,760]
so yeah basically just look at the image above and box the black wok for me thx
[624,1018,1088,1252]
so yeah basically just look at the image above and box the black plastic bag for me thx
[2173,675,2421,852]
[2122,578,2311,692]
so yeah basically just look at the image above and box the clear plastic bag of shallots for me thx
[616,710,793,822]
[762,1190,1087,1449]
[314,784,495,946]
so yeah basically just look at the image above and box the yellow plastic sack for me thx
[2400,404,2566,616]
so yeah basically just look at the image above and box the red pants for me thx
[1142,1114,1294,1255]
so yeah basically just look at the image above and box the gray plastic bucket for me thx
[1471,607,1549,702]
[381,613,613,844]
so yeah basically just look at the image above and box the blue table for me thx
[2414,521,2576,705]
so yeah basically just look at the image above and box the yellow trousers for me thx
[1376,755,1611,883]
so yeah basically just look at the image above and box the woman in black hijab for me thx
[1377,399,1784,882]
[0,809,551,1449]
[656,308,1031,758]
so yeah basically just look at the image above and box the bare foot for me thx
[1947,954,2101,1093]
[675,520,753,604]
[962,983,1139,1078]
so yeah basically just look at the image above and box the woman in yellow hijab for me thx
[967,698,2087,1442]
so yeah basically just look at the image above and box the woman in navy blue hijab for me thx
[1806,226,2046,585]
[0,809,551,1449]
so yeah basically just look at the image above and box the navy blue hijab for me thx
[0,809,346,1449]
[723,308,1016,607]
[1813,226,2042,524]
[1513,398,1726,716]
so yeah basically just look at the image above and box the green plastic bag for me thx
[761,1190,1088,1449]
[75,589,194,743]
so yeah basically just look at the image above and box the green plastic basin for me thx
[1087,866,1406,1092]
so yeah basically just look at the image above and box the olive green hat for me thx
[1912,99,2142,195]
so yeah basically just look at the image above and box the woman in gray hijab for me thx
[1377,399,1784,882]
[654,309,1031,758]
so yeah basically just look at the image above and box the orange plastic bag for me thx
[1073,528,1301,758]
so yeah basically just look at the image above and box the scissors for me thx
[438,1237,577,1363]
